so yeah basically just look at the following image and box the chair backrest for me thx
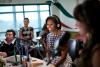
[36,31,41,37]
[68,39,83,61]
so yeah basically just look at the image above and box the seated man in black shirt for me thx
[0,29,25,58]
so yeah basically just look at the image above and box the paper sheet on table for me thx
[5,55,20,63]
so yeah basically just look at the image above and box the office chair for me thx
[68,39,83,61]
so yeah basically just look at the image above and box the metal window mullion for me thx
[37,5,42,31]
[23,5,25,18]
[13,6,19,36]
[13,6,16,30]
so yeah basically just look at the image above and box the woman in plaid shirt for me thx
[19,18,34,61]
[19,18,34,45]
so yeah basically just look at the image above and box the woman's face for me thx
[24,19,29,27]
[76,21,88,35]
[46,19,56,32]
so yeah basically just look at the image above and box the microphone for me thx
[47,59,52,65]
[0,39,10,47]
[13,38,23,65]
[13,38,19,66]
[46,51,58,65]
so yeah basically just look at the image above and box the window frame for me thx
[0,4,50,40]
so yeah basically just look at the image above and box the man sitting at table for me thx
[0,29,25,58]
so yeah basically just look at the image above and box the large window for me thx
[0,5,50,40]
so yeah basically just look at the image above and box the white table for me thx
[4,55,55,67]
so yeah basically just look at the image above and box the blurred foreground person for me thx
[73,0,100,67]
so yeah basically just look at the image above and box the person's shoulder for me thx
[20,27,24,30]
[60,31,70,36]
[61,31,71,39]
[29,27,34,30]
[48,32,53,35]
[47,32,52,37]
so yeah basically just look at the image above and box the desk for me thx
[4,55,55,67]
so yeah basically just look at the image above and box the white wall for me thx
[51,0,77,31]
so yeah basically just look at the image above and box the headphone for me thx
[52,15,61,29]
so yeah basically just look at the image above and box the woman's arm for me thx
[30,28,34,39]
[54,46,68,67]
[19,28,24,39]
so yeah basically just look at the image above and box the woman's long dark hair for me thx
[73,0,100,67]
[57,31,70,55]
[74,0,100,47]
